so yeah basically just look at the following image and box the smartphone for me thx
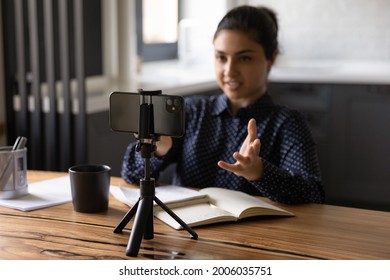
[109,91,185,137]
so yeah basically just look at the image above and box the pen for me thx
[0,136,28,189]
[12,136,28,150]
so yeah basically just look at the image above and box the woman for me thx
[122,5,325,204]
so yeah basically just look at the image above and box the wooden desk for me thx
[0,171,389,260]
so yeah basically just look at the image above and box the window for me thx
[136,0,180,62]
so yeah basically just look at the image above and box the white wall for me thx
[248,0,390,62]
[178,0,232,64]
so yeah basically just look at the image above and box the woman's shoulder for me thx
[270,105,313,140]
[275,104,305,119]
[256,94,305,121]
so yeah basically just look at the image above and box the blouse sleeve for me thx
[121,138,182,185]
[121,141,164,184]
[251,111,325,204]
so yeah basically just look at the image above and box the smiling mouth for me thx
[224,81,241,90]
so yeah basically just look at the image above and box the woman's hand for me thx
[155,136,173,157]
[217,118,264,181]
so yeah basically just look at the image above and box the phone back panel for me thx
[109,91,185,137]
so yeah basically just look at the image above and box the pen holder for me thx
[0,146,28,199]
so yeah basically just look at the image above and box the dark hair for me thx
[213,5,278,59]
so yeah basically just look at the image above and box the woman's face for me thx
[213,30,274,113]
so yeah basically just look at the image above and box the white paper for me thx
[0,176,72,211]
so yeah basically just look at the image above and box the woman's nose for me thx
[224,59,238,77]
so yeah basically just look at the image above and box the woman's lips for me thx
[224,81,241,90]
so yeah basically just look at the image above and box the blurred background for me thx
[0,0,389,211]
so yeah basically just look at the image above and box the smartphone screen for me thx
[109,91,185,137]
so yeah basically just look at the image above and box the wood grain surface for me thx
[0,171,389,260]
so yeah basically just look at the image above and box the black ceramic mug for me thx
[69,164,111,213]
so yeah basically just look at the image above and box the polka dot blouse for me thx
[122,93,325,204]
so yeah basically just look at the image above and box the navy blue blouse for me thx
[122,93,325,204]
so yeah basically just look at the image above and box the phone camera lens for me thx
[166,97,182,113]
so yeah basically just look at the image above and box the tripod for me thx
[113,90,198,257]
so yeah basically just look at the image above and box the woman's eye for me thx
[215,54,226,62]
[239,56,252,62]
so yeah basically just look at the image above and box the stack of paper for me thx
[0,176,72,211]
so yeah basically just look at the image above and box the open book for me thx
[111,185,294,229]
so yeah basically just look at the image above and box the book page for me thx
[111,185,209,208]
[110,185,293,230]
[200,187,293,219]
[154,203,237,229]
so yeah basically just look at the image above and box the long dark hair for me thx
[213,5,279,60]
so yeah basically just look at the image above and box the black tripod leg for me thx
[154,197,198,240]
[113,199,140,233]
[143,201,154,240]
[126,197,154,257]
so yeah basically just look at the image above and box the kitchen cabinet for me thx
[329,84,390,211]
[87,111,134,177]
[269,82,390,211]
